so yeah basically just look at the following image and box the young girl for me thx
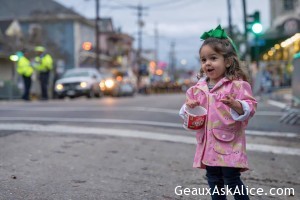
[180,25,257,200]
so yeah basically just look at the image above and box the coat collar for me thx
[198,77,231,92]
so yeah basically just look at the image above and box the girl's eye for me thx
[211,57,217,60]
[201,58,206,63]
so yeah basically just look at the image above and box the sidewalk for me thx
[269,87,293,105]
[266,87,300,125]
[256,87,293,109]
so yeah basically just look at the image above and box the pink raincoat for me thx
[184,77,257,171]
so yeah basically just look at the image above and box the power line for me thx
[108,0,137,9]
[146,0,186,7]
[107,0,201,10]
[149,0,201,10]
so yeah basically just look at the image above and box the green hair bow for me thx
[200,25,239,56]
[200,25,228,40]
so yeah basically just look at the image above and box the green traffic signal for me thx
[251,22,263,34]
[247,10,263,35]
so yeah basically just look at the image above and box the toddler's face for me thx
[200,45,229,84]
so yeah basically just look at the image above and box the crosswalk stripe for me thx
[0,123,299,156]
[0,106,284,116]
[0,117,298,138]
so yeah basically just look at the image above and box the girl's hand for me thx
[185,99,200,108]
[220,94,244,115]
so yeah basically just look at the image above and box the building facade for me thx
[0,0,135,98]
[256,0,300,87]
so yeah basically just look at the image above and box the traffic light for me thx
[247,11,263,35]
[82,42,92,51]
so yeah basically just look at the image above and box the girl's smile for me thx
[200,45,229,84]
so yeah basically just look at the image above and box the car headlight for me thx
[99,81,105,91]
[56,84,63,91]
[105,79,115,88]
[80,82,88,88]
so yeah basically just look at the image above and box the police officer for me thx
[34,46,53,100]
[17,49,34,101]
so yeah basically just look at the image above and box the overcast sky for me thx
[55,0,270,70]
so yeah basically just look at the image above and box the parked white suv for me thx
[54,68,103,99]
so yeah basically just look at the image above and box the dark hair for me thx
[198,37,249,82]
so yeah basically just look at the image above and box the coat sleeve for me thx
[186,85,204,101]
[44,54,53,70]
[179,85,202,119]
[230,100,251,121]
[17,62,24,75]
[186,86,196,101]
[178,87,195,119]
[235,81,257,120]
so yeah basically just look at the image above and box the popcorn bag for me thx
[180,105,207,131]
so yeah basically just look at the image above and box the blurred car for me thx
[100,70,137,97]
[54,68,103,99]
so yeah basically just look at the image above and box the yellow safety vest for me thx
[17,56,34,77]
[35,54,53,72]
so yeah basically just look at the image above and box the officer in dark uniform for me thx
[34,46,53,100]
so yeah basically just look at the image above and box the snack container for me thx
[181,105,207,131]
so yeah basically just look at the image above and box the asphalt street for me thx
[0,93,299,200]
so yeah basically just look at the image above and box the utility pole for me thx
[242,0,249,61]
[154,23,159,65]
[227,0,233,36]
[135,3,147,86]
[169,41,176,81]
[95,0,100,69]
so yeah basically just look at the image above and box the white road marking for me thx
[0,123,299,156]
[0,106,178,114]
[0,106,283,116]
[0,117,180,128]
[0,117,298,138]
[268,100,289,109]
[246,130,299,138]
[254,111,282,116]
